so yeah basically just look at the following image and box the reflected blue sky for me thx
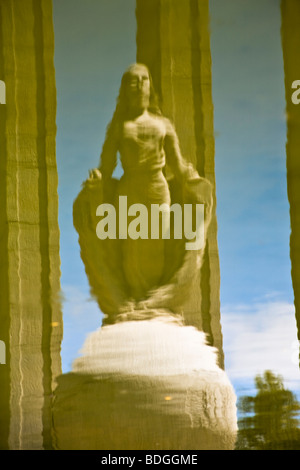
[52,0,300,402]
[209,0,299,399]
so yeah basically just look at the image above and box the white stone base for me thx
[53,317,237,450]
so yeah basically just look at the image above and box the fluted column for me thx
[0,0,62,450]
[136,0,223,367]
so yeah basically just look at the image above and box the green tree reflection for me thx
[236,371,300,450]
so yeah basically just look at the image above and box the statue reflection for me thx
[73,63,213,323]
[53,64,237,450]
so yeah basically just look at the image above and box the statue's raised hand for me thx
[84,168,102,190]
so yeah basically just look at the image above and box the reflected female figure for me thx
[80,63,212,310]
[67,66,238,452]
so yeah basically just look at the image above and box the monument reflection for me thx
[52,56,238,448]
[1,0,300,451]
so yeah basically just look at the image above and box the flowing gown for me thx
[100,111,204,300]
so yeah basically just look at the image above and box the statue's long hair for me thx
[104,63,161,140]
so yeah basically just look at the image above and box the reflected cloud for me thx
[60,284,102,373]
[221,297,300,393]
[61,284,101,318]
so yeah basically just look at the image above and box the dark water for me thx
[54,0,300,450]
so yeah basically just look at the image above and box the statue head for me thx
[123,63,151,112]
[116,63,161,118]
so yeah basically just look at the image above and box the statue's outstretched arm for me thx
[164,118,213,208]
[163,119,198,182]
[98,123,119,179]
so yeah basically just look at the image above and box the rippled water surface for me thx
[0,0,299,451]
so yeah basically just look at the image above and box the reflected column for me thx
[0,0,62,450]
[281,0,300,361]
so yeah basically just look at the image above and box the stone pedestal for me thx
[53,318,237,450]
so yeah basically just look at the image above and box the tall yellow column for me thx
[0,0,62,450]
[136,0,223,367]
[281,0,300,358]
